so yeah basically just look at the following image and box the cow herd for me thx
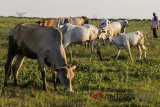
[3,16,147,92]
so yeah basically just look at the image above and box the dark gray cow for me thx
[4,23,76,92]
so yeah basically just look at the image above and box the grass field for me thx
[0,17,160,107]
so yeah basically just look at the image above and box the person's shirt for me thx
[151,15,159,28]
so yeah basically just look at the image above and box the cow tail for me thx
[7,23,22,57]
[142,31,149,45]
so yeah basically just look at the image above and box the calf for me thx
[104,31,147,61]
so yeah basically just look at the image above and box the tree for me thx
[16,12,26,17]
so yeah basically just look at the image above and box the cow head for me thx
[98,19,110,42]
[119,20,129,28]
[58,65,76,92]
[124,20,129,27]
[35,19,44,26]
[81,16,88,24]
[98,28,106,38]
[99,18,110,29]
[97,26,109,45]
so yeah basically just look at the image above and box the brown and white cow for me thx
[4,23,76,92]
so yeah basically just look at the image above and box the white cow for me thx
[60,23,102,61]
[104,31,147,61]
[99,20,129,39]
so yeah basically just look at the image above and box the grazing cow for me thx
[36,18,54,27]
[60,23,102,61]
[4,23,76,92]
[57,16,88,28]
[99,20,129,40]
[104,31,147,61]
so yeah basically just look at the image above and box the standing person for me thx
[151,12,159,38]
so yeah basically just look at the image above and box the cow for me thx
[4,23,76,92]
[103,31,147,61]
[36,18,54,27]
[60,23,102,61]
[57,16,88,28]
[99,20,129,40]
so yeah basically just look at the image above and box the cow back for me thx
[10,23,67,69]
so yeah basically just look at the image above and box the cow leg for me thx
[4,54,16,86]
[141,45,147,59]
[127,47,133,62]
[4,36,18,86]
[137,45,142,60]
[51,65,58,91]
[89,41,95,61]
[38,57,47,91]
[12,54,25,85]
[115,49,121,60]
[84,41,90,48]
[94,41,102,61]
[82,42,87,56]
[52,71,58,91]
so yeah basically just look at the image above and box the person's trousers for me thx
[152,28,158,38]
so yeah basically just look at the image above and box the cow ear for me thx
[71,65,77,70]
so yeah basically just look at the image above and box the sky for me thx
[0,0,160,19]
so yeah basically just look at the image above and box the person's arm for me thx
[157,16,159,29]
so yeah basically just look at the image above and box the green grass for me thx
[0,17,160,107]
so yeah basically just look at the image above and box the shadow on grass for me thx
[135,58,160,65]
[18,80,42,90]
[0,80,42,93]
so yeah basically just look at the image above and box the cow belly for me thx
[19,43,37,59]
[128,36,139,46]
